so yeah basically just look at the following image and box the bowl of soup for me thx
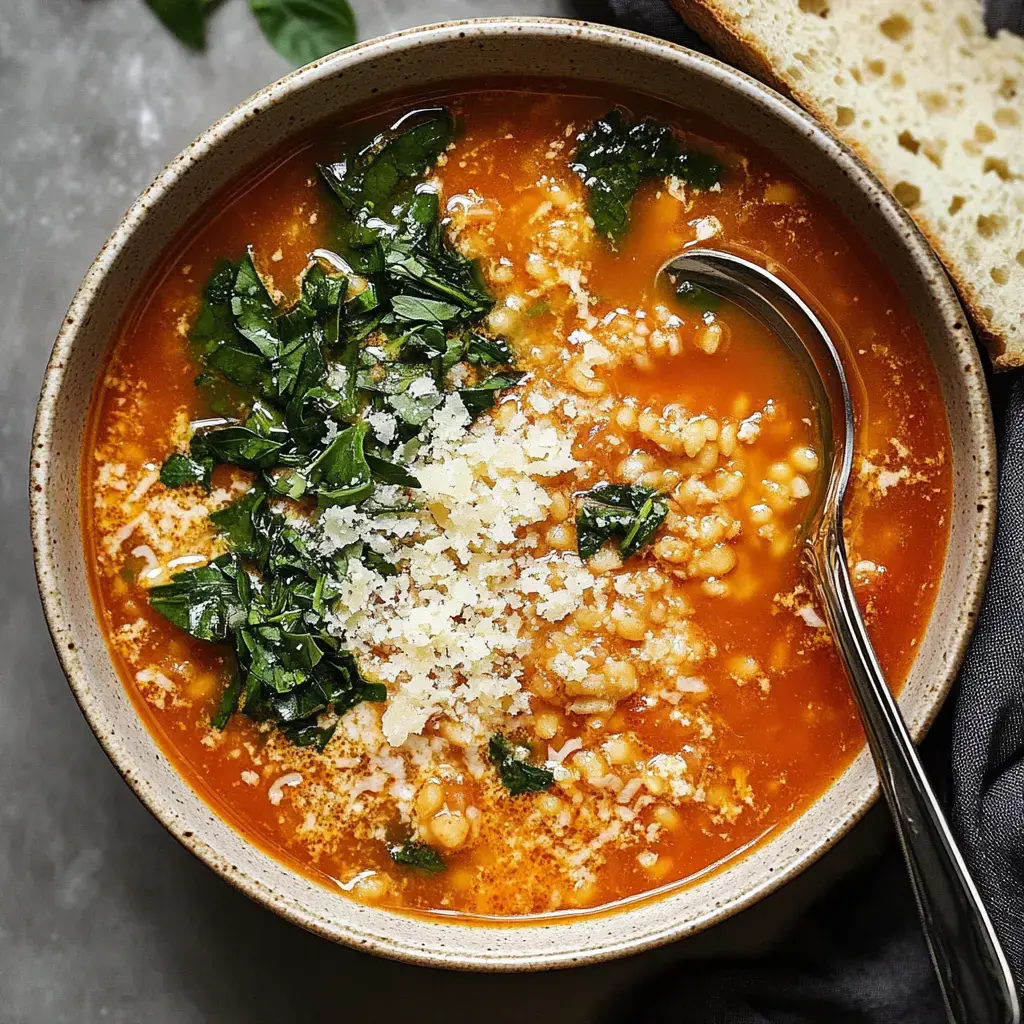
[31,18,994,968]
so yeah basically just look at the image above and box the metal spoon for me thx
[659,248,1020,1024]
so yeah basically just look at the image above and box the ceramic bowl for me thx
[30,17,995,970]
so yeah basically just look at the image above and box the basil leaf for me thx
[489,733,554,796]
[575,483,669,561]
[160,452,210,489]
[389,840,445,873]
[144,0,208,49]
[248,0,357,67]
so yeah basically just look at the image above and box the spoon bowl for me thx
[659,248,1019,1024]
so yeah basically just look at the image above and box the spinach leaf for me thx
[282,720,337,750]
[211,665,243,730]
[459,370,527,418]
[232,248,280,359]
[209,486,271,562]
[306,423,373,505]
[249,0,357,66]
[571,110,722,243]
[191,424,285,469]
[148,555,248,643]
[389,840,446,873]
[465,333,514,366]
[144,0,209,49]
[160,452,210,489]
[575,483,669,561]
[365,453,421,488]
[319,109,453,213]
[390,294,462,325]
[489,733,554,796]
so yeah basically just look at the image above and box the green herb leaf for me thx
[209,486,270,561]
[571,110,722,243]
[575,483,669,561]
[149,555,248,643]
[144,0,208,49]
[459,370,527,418]
[389,840,446,873]
[160,452,211,489]
[282,720,337,750]
[307,422,374,505]
[232,248,280,360]
[465,333,514,366]
[488,733,554,796]
[390,294,462,325]
[249,0,357,67]
[211,664,243,730]
[365,453,421,488]
[191,424,285,469]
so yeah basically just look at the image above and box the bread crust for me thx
[670,0,1017,368]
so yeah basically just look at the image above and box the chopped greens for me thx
[159,452,211,488]
[571,110,722,243]
[489,733,554,796]
[389,840,446,873]
[575,483,669,561]
[149,107,524,749]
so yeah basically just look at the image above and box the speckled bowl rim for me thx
[31,17,995,971]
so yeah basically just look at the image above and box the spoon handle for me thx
[812,516,1020,1024]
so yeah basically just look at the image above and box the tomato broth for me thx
[83,84,951,918]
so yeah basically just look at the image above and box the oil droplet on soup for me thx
[83,84,951,917]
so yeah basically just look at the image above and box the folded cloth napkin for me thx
[570,1,1024,1018]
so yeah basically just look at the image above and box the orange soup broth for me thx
[83,83,951,919]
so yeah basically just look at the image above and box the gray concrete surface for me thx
[0,3,887,1021]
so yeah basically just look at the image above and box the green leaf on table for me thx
[144,0,209,50]
[249,0,357,67]
[575,483,669,561]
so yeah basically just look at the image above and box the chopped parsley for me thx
[570,110,722,243]
[489,733,554,796]
[149,107,525,748]
[575,483,669,562]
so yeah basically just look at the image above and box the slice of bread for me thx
[670,0,1024,368]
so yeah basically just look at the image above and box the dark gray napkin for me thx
[571,0,1024,1018]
